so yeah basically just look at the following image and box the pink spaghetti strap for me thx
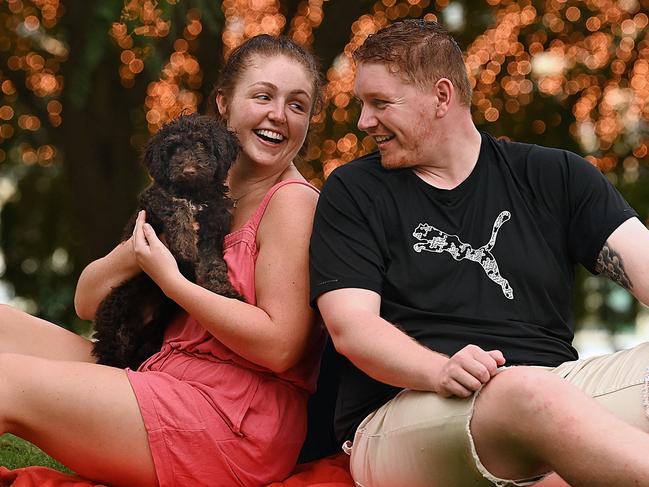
[247,179,319,232]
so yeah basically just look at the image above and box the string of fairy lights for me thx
[0,0,648,188]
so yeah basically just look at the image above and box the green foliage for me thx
[0,434,70,472]
[0,0,647,336]
[66,3,125,109]
[0,163,87,331]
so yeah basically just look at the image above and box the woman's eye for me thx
[255,94,271,101]
[290,102,305,112]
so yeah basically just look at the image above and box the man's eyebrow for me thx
[353,92,388,101]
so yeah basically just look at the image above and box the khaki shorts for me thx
[348,342,649,487]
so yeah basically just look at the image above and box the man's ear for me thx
[433,78,454,117]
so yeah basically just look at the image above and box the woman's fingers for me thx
[133,211,148,253]
[142,223,164,249]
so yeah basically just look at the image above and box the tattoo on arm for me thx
[595,243,633,290]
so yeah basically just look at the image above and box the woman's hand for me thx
[132,210,182,292]
[432,344,505,398]
[74,228,142,320]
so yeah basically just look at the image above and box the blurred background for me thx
[0,0,647,356]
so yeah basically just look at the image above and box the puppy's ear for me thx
[142,132,164,181]
[205,118,238,165]
[143,119,178,182]
[222,127,240,169]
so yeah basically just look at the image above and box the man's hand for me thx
[432,344,505,398]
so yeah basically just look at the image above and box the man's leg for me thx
[472,365,649,487]
[555,341,649,431]
[349,389,496,487]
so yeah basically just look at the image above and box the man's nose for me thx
[357,106,376,132]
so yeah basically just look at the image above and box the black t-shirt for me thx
[309,132,638,442]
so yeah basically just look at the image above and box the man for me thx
[310,19,649,487]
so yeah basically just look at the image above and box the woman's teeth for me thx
[254,129,285,143]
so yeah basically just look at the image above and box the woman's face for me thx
[217,54,314,170]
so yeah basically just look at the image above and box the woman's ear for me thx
[215,91,228,119]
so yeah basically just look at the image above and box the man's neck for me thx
[413,120,482,190]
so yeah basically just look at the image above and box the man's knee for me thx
[470,368,562,480]
[472,367,582,456]
[478,367,569,417]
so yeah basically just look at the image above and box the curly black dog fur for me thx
[92,114,241,370]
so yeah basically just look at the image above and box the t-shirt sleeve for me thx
[563,151,638,274]
[309,166,387,306]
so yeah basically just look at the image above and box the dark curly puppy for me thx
[92,113,241,370]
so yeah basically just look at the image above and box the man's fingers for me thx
[441,346,506,397]
[461,360,491,383]
[437,377,474,398]
[487,349,506,366]
[447,368,483,392]
[466,347,505,375]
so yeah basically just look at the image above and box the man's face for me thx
[353,62,439,170]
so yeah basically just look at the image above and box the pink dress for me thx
[126,179,324,487]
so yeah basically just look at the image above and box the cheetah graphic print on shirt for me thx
[412,211,514,299]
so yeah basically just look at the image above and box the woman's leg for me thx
[0,353,157,487]
[0,305,95,362]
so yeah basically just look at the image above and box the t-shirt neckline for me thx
[408,131,489,202]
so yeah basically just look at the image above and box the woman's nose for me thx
[267,102,287,124]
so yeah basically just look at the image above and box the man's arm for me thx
[317,288,505,398]
[595,217,649,305]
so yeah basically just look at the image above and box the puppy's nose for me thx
[183,167,197,176]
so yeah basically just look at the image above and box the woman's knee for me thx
[0,352,34,431]
[0,304,23,325]
[0,305,35,340]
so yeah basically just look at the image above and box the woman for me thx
[0,35,324,486]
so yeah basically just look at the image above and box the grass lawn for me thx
[0,434,70,473]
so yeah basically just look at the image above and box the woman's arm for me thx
[133,184,318,373]
[74,237,141,321]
